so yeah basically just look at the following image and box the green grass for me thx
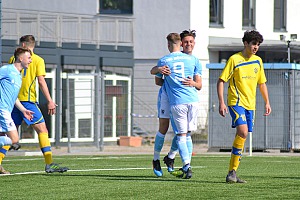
[1,154,300,199]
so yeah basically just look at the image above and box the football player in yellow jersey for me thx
[5,35,69,173]
[217,30,272,183]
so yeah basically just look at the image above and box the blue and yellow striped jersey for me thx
[219,52,266,110]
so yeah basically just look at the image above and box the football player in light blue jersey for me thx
[0,47,33,174]
[155,33,201,179]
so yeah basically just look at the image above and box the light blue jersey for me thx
[157,52,201,106]
[0,64,22,112]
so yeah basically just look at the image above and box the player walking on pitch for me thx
[217,30,271,183]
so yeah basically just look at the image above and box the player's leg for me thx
[32,122,68,173]
[0,108,20,174]
[163,114,178,172]
[0,136,12,149]
[153,89,170,176]
[170,104,192,179]
[22,102,68,173]
[153,118,169,177]
[154,118,169,161]
[9,106,24,151]
[186,103,199,160]
[226,106,249,183]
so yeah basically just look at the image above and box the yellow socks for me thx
[38,132,53,165]
[229,135,246,172]
[0,146,10,165]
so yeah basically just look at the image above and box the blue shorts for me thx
[11,102,45,126]
[228,105,255,132]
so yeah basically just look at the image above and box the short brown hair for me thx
[19,35,36,47]
[14,47,32,61]
[166,33,181,44]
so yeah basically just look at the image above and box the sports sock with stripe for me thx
[0,146,10,165]
[229,135,246,172]
[38,132,53,165]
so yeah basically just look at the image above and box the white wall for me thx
[133,0,191,59]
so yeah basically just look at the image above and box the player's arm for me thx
[37,75,57,115]
[193,75,202,90]
[258,83,271,116]
[182,75,202,90]
[150,66,171,75]
[15,99,34,121]
[155,76,164,86]
[217,78,228,117]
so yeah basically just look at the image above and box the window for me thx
[99,0,133,15]
[274,0,287,31]
[210,0,224,27]
[243,0,256,29]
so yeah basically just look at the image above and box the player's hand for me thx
[158,66,171,75]
[219,103,228,117]
[48,100,58,115]
[264,104,272,116]
[182,76,195,87]
[23,110,34,121]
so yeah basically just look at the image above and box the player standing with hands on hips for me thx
[217,30,271,183]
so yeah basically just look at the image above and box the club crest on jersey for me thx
[161,110,165,114]
[254,68,258,73]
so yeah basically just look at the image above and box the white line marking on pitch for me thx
[2,166,206,176]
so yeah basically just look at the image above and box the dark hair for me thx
[180,29,196,40]
[19,35,36,47]
[242,30,263,44]
[166,33,181,44]
[14,47,32,61]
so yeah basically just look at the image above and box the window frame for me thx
[209,0,224,27]
[242,0,256,29]
[274,0,287,31]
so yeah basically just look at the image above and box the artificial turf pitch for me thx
[1,154,299,199]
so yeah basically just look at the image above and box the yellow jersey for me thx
[9,52,46,102]
[219,52,267,110]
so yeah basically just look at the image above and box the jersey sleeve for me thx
[35,56,46,77]
[155,58,166,78]
[194,58,202,76]
[219,56,235,82]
